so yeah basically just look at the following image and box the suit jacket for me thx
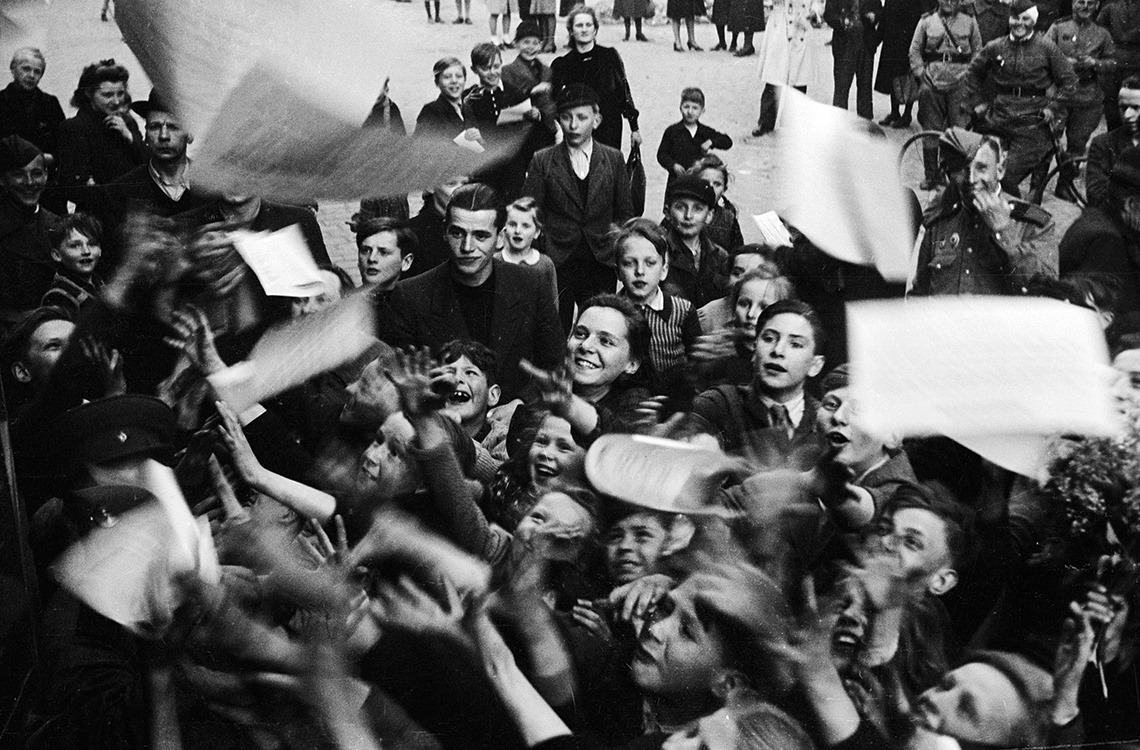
[501,56,557,133]
[688,384,821,468]
[522,141,635,267]
[1086,126,1135,208]
[414,94,469,141]
[1059,204,1140,314]
[382,258,564,401]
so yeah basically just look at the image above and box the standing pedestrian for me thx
[753,0,828,135]
[875,0,931,128]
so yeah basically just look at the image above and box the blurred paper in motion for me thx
[233,224,325,298]
[208,291,377,414]
[848,297,1117,475]
[776,88,913,281]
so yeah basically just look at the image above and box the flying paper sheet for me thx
[752,211,793,248]
[775,88,914,281]
[52,461,219,635]
[847,297,1117,475]
[233,224,325,298]
[497,99,534,126]
[208,291,378,414]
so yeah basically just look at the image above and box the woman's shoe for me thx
[636,33,650,41]
[674,42,685,51]
[712,41,727,50]
[733,46,754,56]
[877,113,898,126]
[687,41,703,51]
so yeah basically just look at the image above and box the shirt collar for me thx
[148,159,190,199]
[758,391,806,427]
[642,288,665,311]
[567,138,594,162]
[1008,30,1035,42]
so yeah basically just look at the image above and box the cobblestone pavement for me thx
[7,0,1082,277]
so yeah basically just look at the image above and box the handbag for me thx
[626,143,646,217]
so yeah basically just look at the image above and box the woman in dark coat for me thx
[56,59,147,212]
[873,0,932,126]
[728,0,765,55]
[551,5,641,152]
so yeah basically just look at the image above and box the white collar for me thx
[640,288,665,311]
[759,391,806,427]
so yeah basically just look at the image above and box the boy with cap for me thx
[659,173,730,307]
[0,135,58,320]
[523,83,634,329]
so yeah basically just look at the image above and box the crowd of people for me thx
[1,0,1140,748]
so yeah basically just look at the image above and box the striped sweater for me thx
[620,288,701,376]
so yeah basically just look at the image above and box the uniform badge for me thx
[949,233,960,248]
[117,430,128,443]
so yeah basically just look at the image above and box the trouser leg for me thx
[831,32,855,110]
[854,43,874,119]
[1001,122,1052,197]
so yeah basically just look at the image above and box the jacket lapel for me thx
[552,146,585,212]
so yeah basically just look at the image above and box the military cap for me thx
[41,394,177,472]
[0,135,42,172]
[1009,0,1037,14]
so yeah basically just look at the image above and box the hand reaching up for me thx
[386,347,456,419]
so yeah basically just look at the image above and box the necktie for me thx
[769,404,793,438]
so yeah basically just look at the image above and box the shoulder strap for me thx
[938,13,962,50]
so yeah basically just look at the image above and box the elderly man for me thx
[383,182,563,401]
[965,0,1078,197]
[912,128,1055,296]
[0,135,57,320]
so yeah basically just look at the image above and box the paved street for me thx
[5,0,1081,275]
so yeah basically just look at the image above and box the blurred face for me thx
[11,55,44,91]
[728,253,764,286]
[1,154,47,207]
[662,708,738,750]
[144,111,191,163]
[968,143,1004,197]
[568,305,639,392]
[816,386,888,475]
[52,229,102,277]
[513,491,594,562]
[358,414,422,498]
[828,576,870,673]
[446,207,501,285]
[570,13,598,46]
[474,55,503,88]
[937,0,960,14]
[341,360,400,428]
[1112,349,1140,417]
[527,415,583,487]
[617,236,667,304]
[913,663,1028,745]
[680,100,704,125]
[436,64,466,102]
[504,207,540,252]
[558,104,600,148]
[358,230,411,290]
[90,80,127,116]
[873,508,954,593]
[698,168,727,203]
[734,278,780,331]
[441,354,500,429]
[631,578,729,696]
[1119,87,1140,136]
[291,270,343,317]
[1008,8,1036,39]
[434,176,468,209]
[14,318,74,384]
[605,512,670,584]
[669,198,711,240]
[752,312,824,400]
[1072,0,1094,20]
[517,35,543,59]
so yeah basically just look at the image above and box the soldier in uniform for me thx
[1045,0,1116,201]
[965,0,1078,197]
[910,0,984,188]
[912,127,1056,296]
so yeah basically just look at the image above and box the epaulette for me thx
[1010,200,1052,228]
[920,9,935,17]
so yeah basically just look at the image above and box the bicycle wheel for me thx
[898,130,946,198]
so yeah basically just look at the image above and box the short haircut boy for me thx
[612,217,668,263]
[354,216,418,258]
[882,482,973,573]
[471,42,502,70]
[437,339,499,385]
[48,212,103,252]
[754,299,826,354]
[680,86,705,107]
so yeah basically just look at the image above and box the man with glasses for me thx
[0,135,57,321]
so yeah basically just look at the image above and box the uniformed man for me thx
[910,0,984,188]
[912,127,1056,296]
[1045,0,1116,201]
[965,0,1078,196]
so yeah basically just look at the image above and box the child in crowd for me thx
[691,154,744,252]
[494,197,558,302]
[614,218,700,388]
[660,174,730,308]
[697,244,783,332]
[356,217,416,292]
[41,213,103,315]
[656,88,733,195]
[437,338,507,483]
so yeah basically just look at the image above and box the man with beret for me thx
[965,0,1078,197]
[0,135,58,322]
[1059,145,1140,316]
[660,173,730,308]
[912,127,1056,296]
[523,83,634,329]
